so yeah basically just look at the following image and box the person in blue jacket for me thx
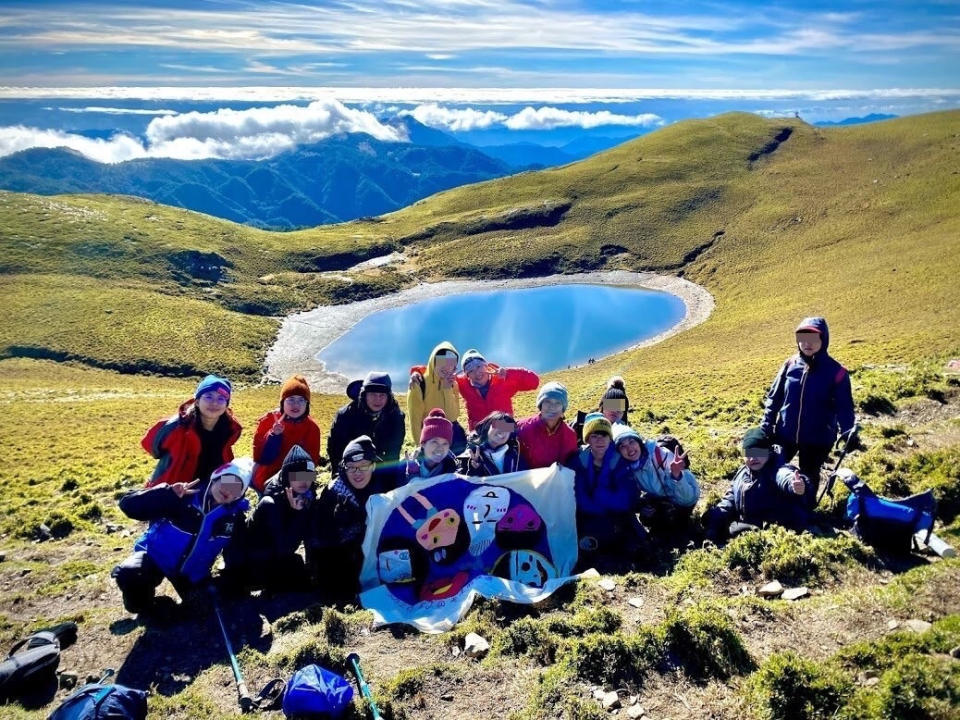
[565,412,644,571]
[704,428,810,545]
[760,316,856,506]
[111,459,252,615]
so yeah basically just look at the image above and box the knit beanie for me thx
[361,371,392,394]
[420,408,454,445]
[195,374,231,402]
[211,457,253,493]
[281,374,311,403]
[742,427,773,453]
[536,381,569,411]
[280,444,316,486]
[462,349,487,374]
[582,412,613,440]
[342,435,380,464]
[612,422,642,447]
[600,376,629,412]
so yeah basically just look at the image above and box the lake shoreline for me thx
[264,271,715,395]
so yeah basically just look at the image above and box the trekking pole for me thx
[347,652,383,720]
[816,424,859,507]
[210,588,254,714]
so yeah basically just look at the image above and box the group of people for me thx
[112,317,856,615]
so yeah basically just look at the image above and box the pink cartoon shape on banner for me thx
[396,492,463,563]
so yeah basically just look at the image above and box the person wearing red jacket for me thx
[141,374,242,488]
[251,375,322,494]
[455,349,539,431]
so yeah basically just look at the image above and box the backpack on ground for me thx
[48,681,148,720]
[282,664,354,718]
[0,621,76,703]
[841,469,935,553]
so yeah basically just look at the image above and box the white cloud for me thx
[0,98,405,163]
[504,106,663,130]
[401,103,507,130]
[2,87,958,105]
[53,105,178,116]
[0,126,147,163]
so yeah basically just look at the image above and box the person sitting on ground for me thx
[462,411,528,477]
[313,435,405,598]
[612,423,699,533]
[760,316,856,506]
[571,376,631,443]
[704,428,810,545]
[141,374,242,488]
[565,413,644,572]
[405,409,459,482]
[327,371,406,475]
[251,374,322,494]
[112,459,252,615]
[407,342,466,454]
[516,382,579,469]
[452,349,539,431]
[221,445,318,593]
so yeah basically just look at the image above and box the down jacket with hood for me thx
[251,409,322,493]
[408,341,461,440]
[709,456,809,533]
[141,399,242,487]
[761,317,856,447]
[327,386,405,472]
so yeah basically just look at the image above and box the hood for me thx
[795,316,830,356]
[423,341,460,387]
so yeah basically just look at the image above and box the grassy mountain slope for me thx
[0,111,959,719]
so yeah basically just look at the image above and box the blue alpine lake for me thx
[316,283,686,382]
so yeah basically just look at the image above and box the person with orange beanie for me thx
[251,375,322,493]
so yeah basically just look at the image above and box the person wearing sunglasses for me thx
[222,445,320,593]
[112,459,252,616]
[313,436,405,599]
[704,428,810,546]
[141,374,243,488]
[760,317,856,506]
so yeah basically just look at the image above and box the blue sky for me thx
[0,0,958,90]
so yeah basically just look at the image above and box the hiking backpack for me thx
[47,682,148,720]
[841,469,936,553]
[0,622,76,702]
[282,664,354,718]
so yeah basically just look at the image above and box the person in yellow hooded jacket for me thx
[407,341,467,453]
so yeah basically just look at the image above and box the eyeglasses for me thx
[344,462,374,473]
[284,396,307,405]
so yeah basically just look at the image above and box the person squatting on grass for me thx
[313,435,407,598]
[112,459,252,615]
[461,411,528,477]
[404,409,460,482]
[612,423,700,534]
[516,381,579,469]
[141,374,242,488]
[221,445,320,593]
[326,371,406,475]
[407,342,467,454]
[453,348,540,431]
[703,428,810,545]
[251,374,322,495]
[761,316,856,507]
[565,413,646,573]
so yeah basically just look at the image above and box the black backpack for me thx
[0,622,76,702]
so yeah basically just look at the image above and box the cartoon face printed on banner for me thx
[497,503,542,534]
[378,548,414,584]
[419,571,471,602]
[396,492,463,556]
[463,486,510,555]
[492,550,557,589]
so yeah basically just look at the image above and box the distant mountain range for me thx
[813,113,898,127]
[0,118,518,229]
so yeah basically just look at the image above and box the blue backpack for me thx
[48,682,148,720]
[842,470,935,553]
[282,664,354,718]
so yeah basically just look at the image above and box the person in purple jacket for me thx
[760,317,856,506]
